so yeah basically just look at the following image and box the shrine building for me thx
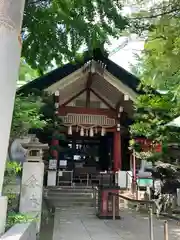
[18,49,140,187]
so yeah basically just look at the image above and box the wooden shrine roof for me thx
[18,49,141,96]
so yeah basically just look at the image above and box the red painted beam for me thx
[59,106,116,118]
[61,88,86,106]
[90,88,116,111]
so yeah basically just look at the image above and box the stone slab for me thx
[52,207,180,240]
[0,222,36,240]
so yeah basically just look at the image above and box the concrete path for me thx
[52,207,180,240]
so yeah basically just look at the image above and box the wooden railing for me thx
[110,192,169,240]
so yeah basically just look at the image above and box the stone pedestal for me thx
[19,162,44,232]
[47,170,57,186]
[0,196,8,235]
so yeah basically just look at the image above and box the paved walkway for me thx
[52,207,180,240]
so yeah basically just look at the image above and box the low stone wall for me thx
[0,221,36,240]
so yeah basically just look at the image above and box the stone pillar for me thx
[0,0,25,234]
[19,136,48,232]
[19,162,44,232]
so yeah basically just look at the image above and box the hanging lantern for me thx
[68,125,72,135]
[86,129,89,136]
[124,94,129,101]
[101,127,105,136]
[90,127,94,137]
[119,106,124,112]
[80,127,84,136]
[55,90,60,96]
[76,126,79,132]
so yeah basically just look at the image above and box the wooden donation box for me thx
[96,173,120,219]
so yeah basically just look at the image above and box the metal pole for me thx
[164,220,168,240]
[94,188,97,214]
[113,195,116,220]
[132,150,136,195]
[149,207,154,240]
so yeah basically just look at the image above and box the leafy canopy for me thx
[18,58,39,87]
[11,94,46,139]
[130,0,180,93]
[129,0,180,163]
[22,0,128,71]
[130,85,180,162]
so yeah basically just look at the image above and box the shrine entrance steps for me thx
[44,186,94,208]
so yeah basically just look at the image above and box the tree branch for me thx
[131,7,180,20]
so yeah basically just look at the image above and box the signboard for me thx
[59,160,67,167]
[49,159,57,170]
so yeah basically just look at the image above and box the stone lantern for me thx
[22,135,48,162]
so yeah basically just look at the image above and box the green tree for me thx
[18,58,39,87]
[11,94,46,139]
[130,0,180,92]
[130,84,180,162]
[22,0,128,71]
[33,91,67,159]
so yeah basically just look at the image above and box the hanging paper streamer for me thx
[80,127,84,136]
[68,125,72,135]
[90,128,94,137]
[101,127,105,136]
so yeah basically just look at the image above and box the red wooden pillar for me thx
[51,139,59,159]
[113,107,122,172]
[113,130,121,172]
[51,90,60,160]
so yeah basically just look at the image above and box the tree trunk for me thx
[0,0,26,234]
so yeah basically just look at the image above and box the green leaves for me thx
[22,0,128,71]
[130,82,180,163]
[131,0,180,93]
[11,94,46,138]
[6,211,34,229]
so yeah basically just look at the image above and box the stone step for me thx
[46,196,93,202]
[48,200,94,207]
[56,206,95,213]
[45,186,93,190]
[47,192,93,198]
[47,188,93,193]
